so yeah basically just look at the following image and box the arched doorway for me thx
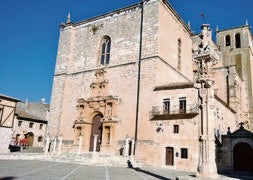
[89,114,103,152]
[233,142,253,171]
[23,132,34,146]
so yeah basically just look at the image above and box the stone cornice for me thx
[154,82,194,91]
[54,61,137,77]
[59,0,193,36]
[60,2,141,29]
[54,55,193,84]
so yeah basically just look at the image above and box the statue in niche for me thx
[95,69,105,83]
[90,69,108,97]
[200,60,208,74]
[107,103,112,117]
[76,104,84,119]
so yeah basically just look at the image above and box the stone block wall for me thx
[0,127,12,153]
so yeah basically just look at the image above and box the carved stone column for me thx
[57,136,62,155]
[44,136,50,154]
[198,83,217,177]
[194,24,219,178]
[93,134,98,152]
[125,138,129,157]
[52,137,57,154]
[78,135,83,154]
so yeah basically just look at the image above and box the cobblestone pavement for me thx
[0,160,252,180]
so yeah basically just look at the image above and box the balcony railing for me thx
[150,104,199,120]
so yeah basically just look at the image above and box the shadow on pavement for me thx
[127,160,173,180]
[219,171,253,180]
[0,177,16,180]
[134,167,172,180]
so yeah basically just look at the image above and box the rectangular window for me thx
[173,125,179,133]
[18,121,22,127]
[163,99,170,114]
[38,136,43,142]
[39,124,43,129]
[0,108,2,119]
[181,148,188,159]
[29,122,34,128]
[179,97,186,113]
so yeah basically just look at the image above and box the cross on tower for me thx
[239,122,244,129]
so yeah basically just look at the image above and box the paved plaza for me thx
[0,159,253,180]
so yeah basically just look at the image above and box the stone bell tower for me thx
[193,24,219,178]
[216,22,253,130]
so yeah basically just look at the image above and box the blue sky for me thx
[0,0,252,103]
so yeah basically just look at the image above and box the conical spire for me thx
[245,19,248,26]
[216,25,219,32]
[66,12,71,23]
[187,21,191,30]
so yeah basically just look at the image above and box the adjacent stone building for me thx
[0,94,49,152]
[48,0,253,176]
[13,101,49,148]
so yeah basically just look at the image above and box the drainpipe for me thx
[226,66,230,105]
[134,0,145,155]
[197,83,204,171]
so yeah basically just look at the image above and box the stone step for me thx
[49,152,130,167]
[0,153,45,160]
[0,151,137,167]
[21,147,44,153]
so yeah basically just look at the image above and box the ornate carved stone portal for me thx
[73,69,119,154]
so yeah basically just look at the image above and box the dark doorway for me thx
[128,141,132,156]
[25,132,34,146]
[165,147,174,165]
[233,142,253,171]
[89,114,103,152]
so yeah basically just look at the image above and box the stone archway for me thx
[25,132,34,146]
[233,142,253,171]
[89,114,103,152]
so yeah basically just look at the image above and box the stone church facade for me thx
[48,0,253,175]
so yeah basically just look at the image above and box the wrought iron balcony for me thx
[150,104,199,121]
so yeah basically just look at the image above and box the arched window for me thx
[178,39,181,70]
[100,36,111,65]
[235,33,241,48]
[225,35,231,46]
